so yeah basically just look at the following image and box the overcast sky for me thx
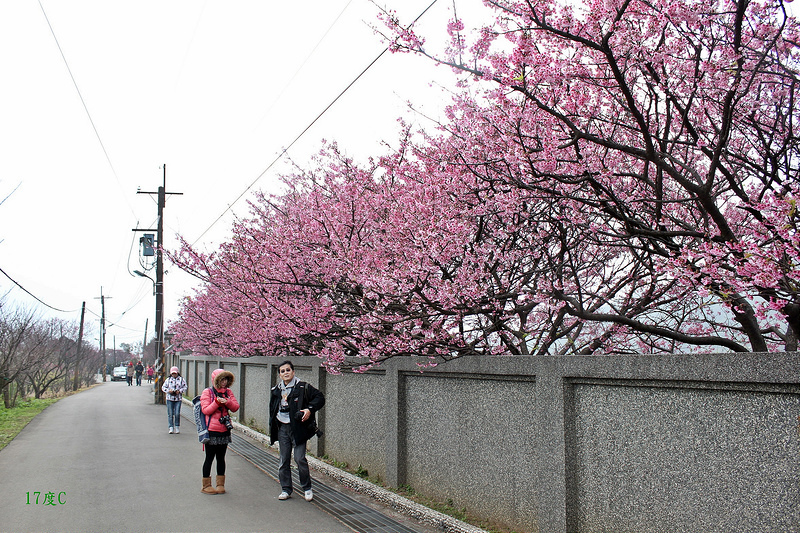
[0,0,490,351]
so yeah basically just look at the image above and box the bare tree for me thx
[23,319,75,398]
[0,301,47,407]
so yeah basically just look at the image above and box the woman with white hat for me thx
[162,366,188,434]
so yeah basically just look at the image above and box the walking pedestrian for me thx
[269,360,325,502]
[125,362,134,386]
[200,368,239,495]
[135,361,144,386]
[146,365,154,384]
[162,367,188,434]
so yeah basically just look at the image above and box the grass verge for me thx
[0,384,99,451]
[0,398,59,451]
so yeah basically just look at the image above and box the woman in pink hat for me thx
[199,368,239,494]
[162,366,188,434]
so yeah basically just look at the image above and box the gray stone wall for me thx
[568,381,799,533]
[403,373,539,530]
[242,364,270,430]
[323,370,388,480]
[180,352,800,533]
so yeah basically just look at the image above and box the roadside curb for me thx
[233,421,488,533]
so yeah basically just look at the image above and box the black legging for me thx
[203,444,228,477]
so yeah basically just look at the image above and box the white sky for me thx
[0,0,488,350]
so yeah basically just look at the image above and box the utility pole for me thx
[72,302,85,390]
[142,318,148,362]
[94,289,110,382]
[134,164,182,405]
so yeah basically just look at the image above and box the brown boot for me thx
[201,477,216,495]
[215,475,226,494]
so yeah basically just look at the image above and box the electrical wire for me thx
[173,0,209,90]
[253,0,355,132]
[108,304,151,332]
[37,0,138,220]
[191,0,441,246]
[0,265,78,314]
[1,183,21,208]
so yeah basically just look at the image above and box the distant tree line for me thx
[0,297,103,408]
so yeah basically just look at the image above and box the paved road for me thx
[0,381,356,533]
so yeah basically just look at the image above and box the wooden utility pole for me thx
[72,302,85,390]
[134,164,182,405]
[142,318,148,362]
[94,289,110,382]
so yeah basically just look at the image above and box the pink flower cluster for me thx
[169,0,800,370]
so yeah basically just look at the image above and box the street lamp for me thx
[134,267,164,403]
[134,270,155,295]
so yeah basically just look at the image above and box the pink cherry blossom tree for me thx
[170,0,799,371]
[380,0,800,353]
[170,140,552,370]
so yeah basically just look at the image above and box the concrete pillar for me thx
[385,363,405,488]
[536,357,568,533]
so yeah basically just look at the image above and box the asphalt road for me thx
[0,381,354,533]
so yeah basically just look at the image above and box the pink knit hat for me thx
[170,366,179,374]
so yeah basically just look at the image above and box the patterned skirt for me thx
[207,430,232,446]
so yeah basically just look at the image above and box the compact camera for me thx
[219,414,233,430]
[295,411,324,437]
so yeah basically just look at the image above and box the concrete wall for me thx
[179,353,800,533]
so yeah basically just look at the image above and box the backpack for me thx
[192,390,210,444]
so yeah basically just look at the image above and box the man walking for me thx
[135,361,144,386]
[269,361,325,502]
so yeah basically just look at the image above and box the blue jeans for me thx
[278,422,311,493]
[166,400,182,428]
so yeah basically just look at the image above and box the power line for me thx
[253,0,355,132]
[173,0,209,90]
[108,284,152,327]
[37,1,117,181]
[37,0,137,219]
[0,265,77,314]
[192,0,440,245]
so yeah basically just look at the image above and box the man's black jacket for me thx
[269,381,325,445]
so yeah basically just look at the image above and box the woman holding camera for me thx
[200,368,239,495]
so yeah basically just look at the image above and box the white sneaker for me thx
[168,427,174,434]
[304,489,313,502]
[175,427,180,434]
[278,491,290,500]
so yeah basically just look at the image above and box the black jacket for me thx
[269,381,325,446]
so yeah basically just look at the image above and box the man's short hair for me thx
[278,360,294,371]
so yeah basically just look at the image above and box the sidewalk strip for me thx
[229,433,424,533]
